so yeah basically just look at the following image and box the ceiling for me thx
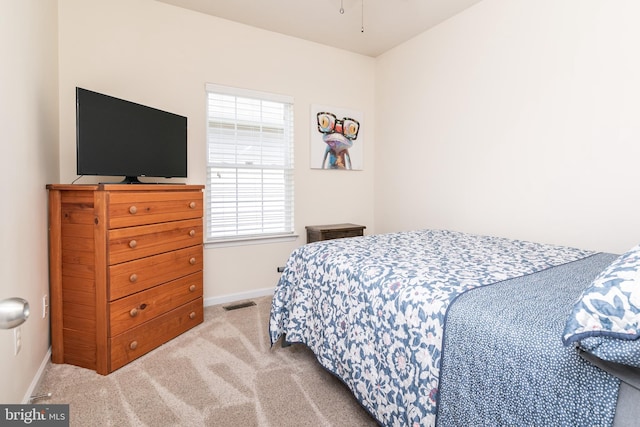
[155,0,483,57]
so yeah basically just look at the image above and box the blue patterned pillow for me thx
[563,244,640,367]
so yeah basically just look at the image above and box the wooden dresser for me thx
[46,184,204,375]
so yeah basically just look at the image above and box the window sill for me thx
[205,233,299,248]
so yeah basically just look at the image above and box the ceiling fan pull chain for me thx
[361,0,365,33]
[340,0,344,14]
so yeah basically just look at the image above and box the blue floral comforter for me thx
[269,229,594,426]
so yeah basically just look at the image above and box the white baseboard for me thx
[204,287,274,307]
[23,347,52,404]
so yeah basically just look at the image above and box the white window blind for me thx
[205,84,294,242]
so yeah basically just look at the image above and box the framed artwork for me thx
[310,104,364,170]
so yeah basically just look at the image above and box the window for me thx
[205,84,294,243]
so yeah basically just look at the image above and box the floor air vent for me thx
[223,301,257,311]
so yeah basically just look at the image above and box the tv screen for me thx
[76,87,187,183]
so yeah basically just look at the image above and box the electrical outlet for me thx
[14,326,22,355]
[42,295,49,319]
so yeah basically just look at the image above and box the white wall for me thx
[375,0,640,254]
[58,0,376,301]
[0,0,59,403]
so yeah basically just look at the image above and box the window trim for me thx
[204,233,299,249]
[204,83,295,246]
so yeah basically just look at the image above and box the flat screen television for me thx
[76,87,187,184]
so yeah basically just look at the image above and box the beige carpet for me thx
[35,295,378,426]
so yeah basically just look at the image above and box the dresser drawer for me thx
[318,229,363,240]
[110,298,203,372]
[109,272,202,336]
[108,191,203,228]
[109,245,203,300]
[108,218,203,265]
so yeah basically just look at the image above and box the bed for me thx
[269,229,640,426]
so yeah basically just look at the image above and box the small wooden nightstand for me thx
[305,223,366,243]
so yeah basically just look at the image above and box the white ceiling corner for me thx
[154,0,483,57]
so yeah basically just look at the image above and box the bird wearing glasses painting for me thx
[316,111,360,169]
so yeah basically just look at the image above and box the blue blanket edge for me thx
[435,252,621,426]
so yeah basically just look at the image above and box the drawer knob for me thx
[129,240,137,249]
[129,206,137,215]
[189,312,196,320]
[129,341,138,350]
[189,229,196,237]
[189,284,196,292]
[189,201,196,209]
[129,273,138,283]
[189,257,196,265]
[129,308,138,317]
